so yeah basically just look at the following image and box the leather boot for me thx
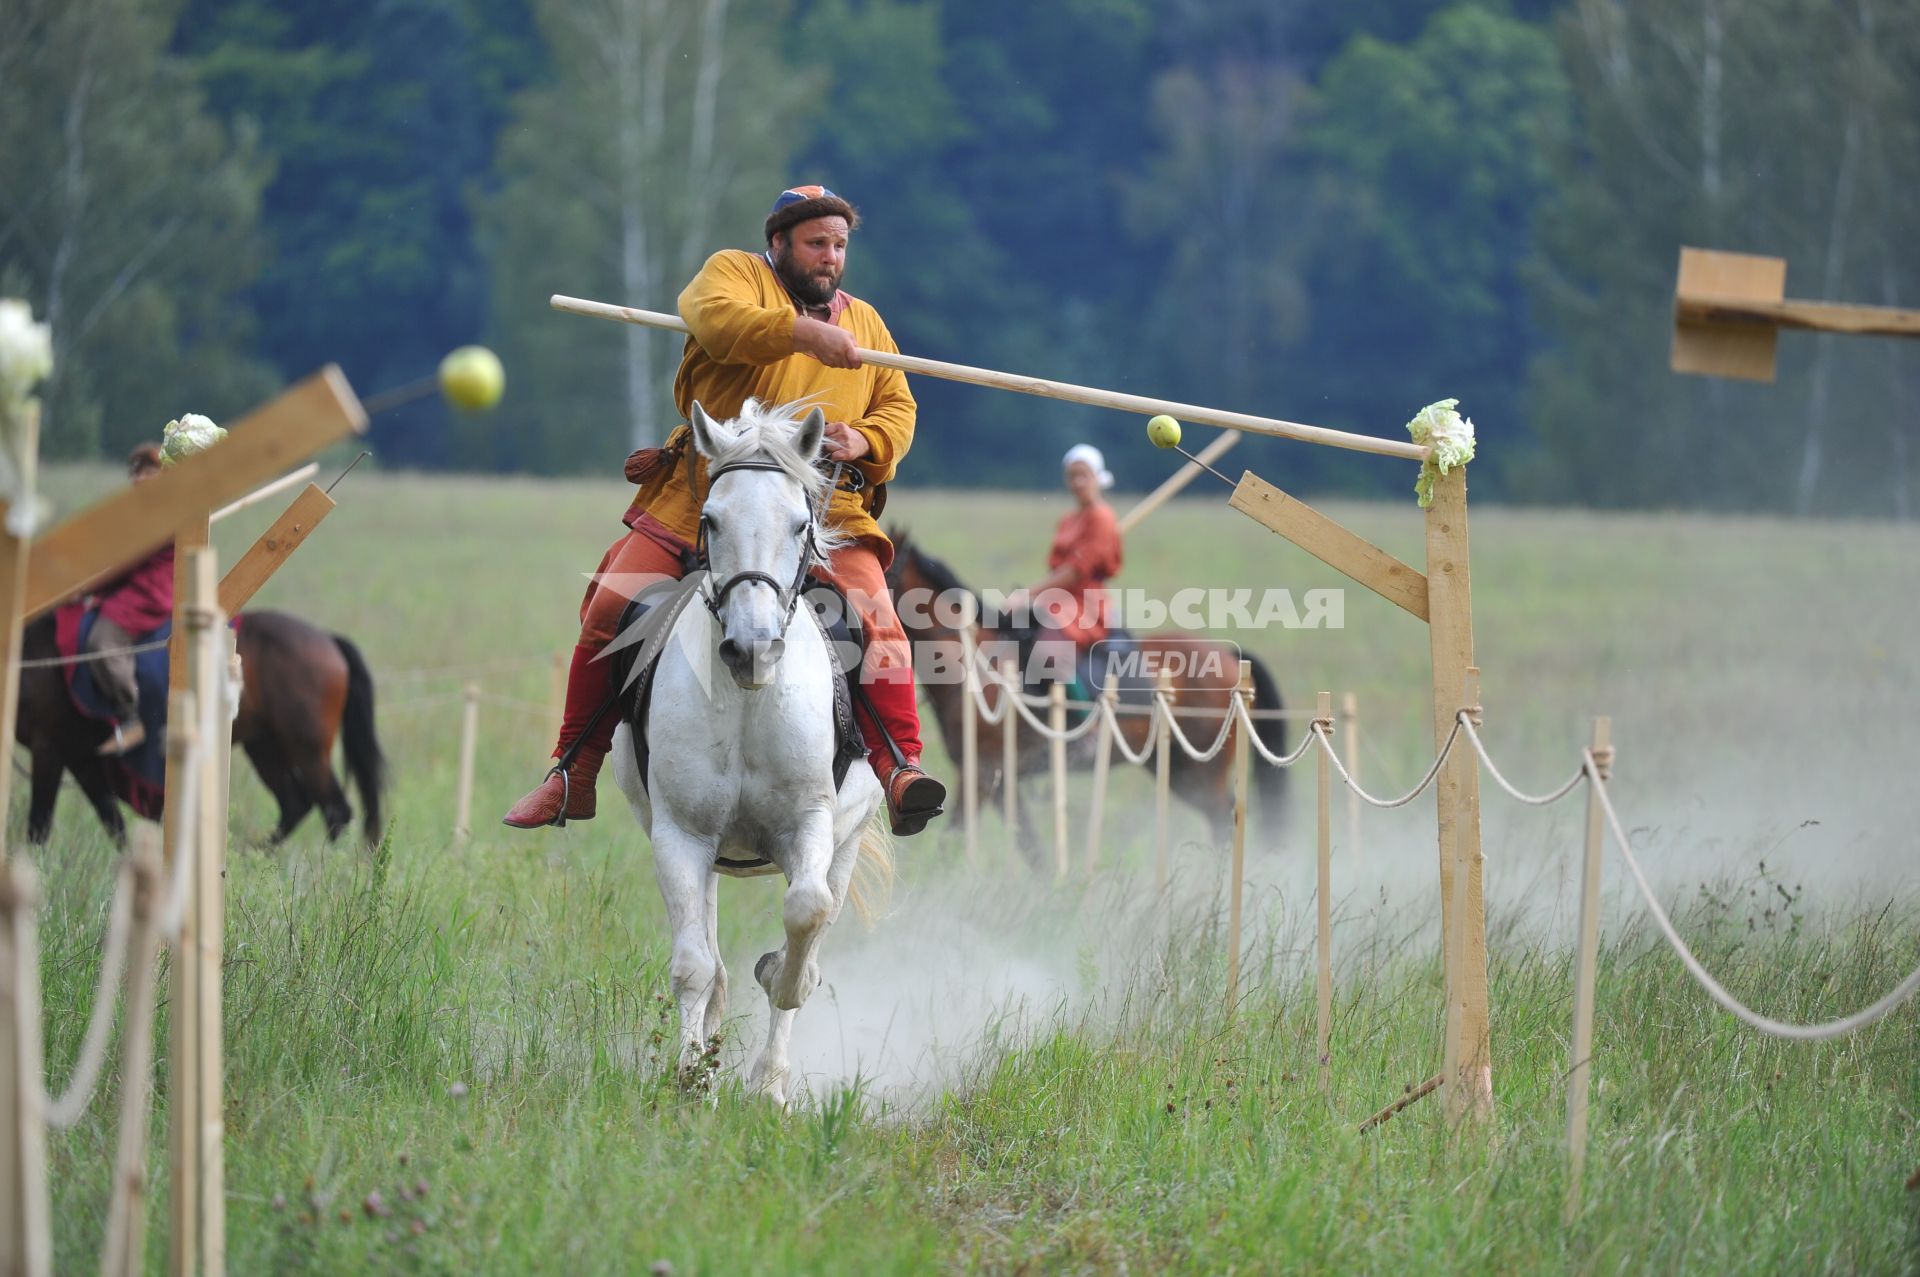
[872,754,946,837]
[503,643,619,829]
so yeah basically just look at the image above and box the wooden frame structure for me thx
[551,294,1494,1121]
[0,366,365,1277]
[1672,246,1920,382]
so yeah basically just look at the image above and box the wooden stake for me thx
[552,296,1432,462]
[216,484,335,615]
[958,621,979,870]
[196,604,230,1277]
[1358,1073,1444,1133]
[1341,692,1361,867]
[1425,465,1491,1123]
[101,828,164,1277]
[454,682,480,843]
[0,404,38,838]
[1152,670,1174,899]
[1082,673,1118,874]
[161,688,196,1277]
[1317,691,1333,1093]
[1566,716,1612,1222]
[1119,430,1242,534]
[1000,657,1019,863]
[1048,682,1069,882]
[1225,660,1253,1013]
[0,857,50,1277]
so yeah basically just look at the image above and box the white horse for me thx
[609,398,891,1104]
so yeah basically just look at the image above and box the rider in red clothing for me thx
[86,443,171,755]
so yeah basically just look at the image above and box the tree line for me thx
[2,0,1915,514]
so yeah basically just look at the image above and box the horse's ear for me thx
[689,401,720,459]
[792,406,826,462]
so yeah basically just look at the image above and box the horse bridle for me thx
[696,459,836,624]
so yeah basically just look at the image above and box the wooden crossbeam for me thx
[1672,246,1920,382]
[217,484,335,615]
[19,367,363,619]
[1227,471,1429,620]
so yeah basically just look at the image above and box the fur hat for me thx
[764,185,860,244]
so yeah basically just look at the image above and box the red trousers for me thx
[563,514,922,767]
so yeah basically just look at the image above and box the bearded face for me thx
[771,215,849,308]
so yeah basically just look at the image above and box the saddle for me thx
[607,575,869,872]
[51,605,176,818]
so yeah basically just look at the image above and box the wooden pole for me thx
[551,297,1432,463]
[1082,673,1118,874]
[1425,464,1491,1123]
[215,484,335,616]
[1225,660,1253,1013]
[1118,431,1242,534]
[0,404,38,839]
[208,463,318,524]
[958,622,979,870]
[1000,658,1018,862]
[167,552,214,1277]
[1341,691,1361,867]
[1565,716,1612,1222]
[197,611,230,1277]
[454,682,480,843]
[1048,682,1069,882]
[161,691,194,1275]
[1152,669,1174,898]
[101,828,164,1277]
[1317,690,1333,1094]
[0,857,50,1277]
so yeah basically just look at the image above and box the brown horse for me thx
[16,610,386,846]
[885,532,1287,858]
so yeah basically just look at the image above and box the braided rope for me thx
[1456,714,1589,807]
[42,861,133,1129]
[1314,716,1464,809]
[1591,759,1920,1040]
[1235,698,1322,768]
[1098,697,1163,766]
[1158,693,1241,762]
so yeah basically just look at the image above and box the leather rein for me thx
[696,459,843,624]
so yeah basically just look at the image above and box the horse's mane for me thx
[703,398,849,553]
[905,540,972,599]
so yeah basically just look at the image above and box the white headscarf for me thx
[1061,443,1113,490]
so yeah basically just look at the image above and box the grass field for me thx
[25,461,1920,1273]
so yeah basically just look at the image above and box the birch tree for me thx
[479,0,810,467]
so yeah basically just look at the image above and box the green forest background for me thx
[3,0,1916,513]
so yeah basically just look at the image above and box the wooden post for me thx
[0,403,38,838]
[1317,691,1333,1093]
[1565,716,1612,1221]
[1082,673,1118,874]
[196,591,230,1277]
[1224,660,1253,1013]
[1000,657,1018,862]
[0,857,50,1277]
[1048,682,1069,882]
[1340,691,1361,867]
[169,546,223,1277]
[1152,669,1174,898]
[167,552,215,1277]
[102,828,164,1277]
[959,621,979,870]
[215,484,335,616]
[454,682,480,843]
[1425,465,1490,1122]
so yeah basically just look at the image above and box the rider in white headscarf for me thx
[1009,443,1123,652]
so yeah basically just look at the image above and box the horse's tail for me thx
[845,813,895,926]
[1246,652,1288,828]
[332,634,387,843]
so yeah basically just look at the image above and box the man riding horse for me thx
[504,185,947,836]
[83,442,173,757]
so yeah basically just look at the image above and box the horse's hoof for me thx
[754,950,780,992]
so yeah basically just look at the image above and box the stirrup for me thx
[546,764,571,829]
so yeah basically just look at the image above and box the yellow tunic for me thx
[626,249,916,551]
